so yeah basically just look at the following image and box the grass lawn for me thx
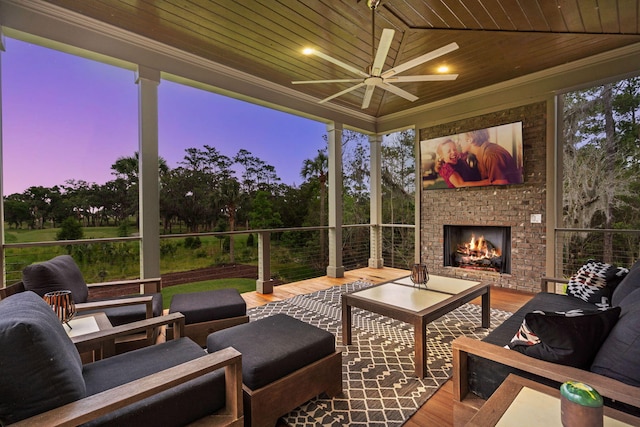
[161,278,256,310]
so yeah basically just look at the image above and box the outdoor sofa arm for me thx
[540,276,569,293]
[10,346,243,427]
[87,277,162,295]
[72,312,186,359]
[452,336,640,409]
[75,295,155,319]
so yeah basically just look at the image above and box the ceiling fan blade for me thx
[386,74,458,82]
[307,49,369,78]
[361,84,376,109]
[381,42,459,78]
[370,29,394,76]
[378,82,418,102]
[319,82,366,104]
[292,78,363,84]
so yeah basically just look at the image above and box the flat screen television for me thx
[420,121,524,190]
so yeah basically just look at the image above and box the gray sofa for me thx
[453,258,640,415]
[0,291,242,426]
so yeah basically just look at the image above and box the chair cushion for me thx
[169,288,246,324]
[591,300,640,387]
[612,258,640,306]
[22,254,89,303]
[99,293,164,326]
[0,291,85,425]
[207,313,336,390]
[83,337,226,427]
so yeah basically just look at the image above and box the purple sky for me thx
[2,38,328,196]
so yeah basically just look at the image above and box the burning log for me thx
[454,234,503,272]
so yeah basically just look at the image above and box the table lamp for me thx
[43,290,76,330]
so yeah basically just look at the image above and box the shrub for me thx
[56,217,84,241]
[184,236,202,249]
[117,221,131,237]
[160,241,178,258]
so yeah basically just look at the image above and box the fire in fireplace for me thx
[443,225,511,274]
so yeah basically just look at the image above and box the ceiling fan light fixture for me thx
[302,48,315,55]
[437,65,450,73]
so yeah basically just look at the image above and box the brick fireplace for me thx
[418,102,547,293]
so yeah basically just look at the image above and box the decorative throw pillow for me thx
[566,260,629,308]
[507,318,540,347]
[508,307,621,369]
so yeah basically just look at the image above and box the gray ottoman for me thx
[169,288,249,346]
[207,313,342,427]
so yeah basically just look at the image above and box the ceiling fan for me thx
[292,1,459,109]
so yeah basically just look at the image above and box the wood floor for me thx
[240,267,534,427]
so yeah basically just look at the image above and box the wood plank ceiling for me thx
[43,0,640,118]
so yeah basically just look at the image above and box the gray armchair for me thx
[0,291,243,426]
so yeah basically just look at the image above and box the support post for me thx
[369,134,384,268]
[326,122,344,278]
[256,231,273,294]
[136,66,161,281]
[0,30,5,286]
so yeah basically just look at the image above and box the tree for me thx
[3,197,31,228]
[301,149,328,257]
[218,177,241,263]
[562,77,640,263]
[248,190,282,230]
[56,217,84,240]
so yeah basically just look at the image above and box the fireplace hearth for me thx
[443,225,511,274]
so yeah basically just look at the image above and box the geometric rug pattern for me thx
[246,280,512,427]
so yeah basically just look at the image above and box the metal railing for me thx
[2,224,416,289]
[554,228,640,277]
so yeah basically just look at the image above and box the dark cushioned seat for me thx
[83,338,226,427]
[92,293,164,326]
[22,254,162,326]
[169,288,246,324]
[207,313,335,390]
[0,291,85,425]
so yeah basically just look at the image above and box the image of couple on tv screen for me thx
[421,122,524,190]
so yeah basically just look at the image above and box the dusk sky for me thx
[1,37,329,196]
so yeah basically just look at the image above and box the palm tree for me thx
[301,150,329,260]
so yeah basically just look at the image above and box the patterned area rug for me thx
[246,280,512,427]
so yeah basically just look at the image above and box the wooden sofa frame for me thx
[452,336,640,421]
[11,313,243,427]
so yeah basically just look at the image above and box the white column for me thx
[135,66,161,284]
[0,29,5,285]
[326,122,344,278]
[256,231,273,293]
[369,134,384,268]
[414,130,422,263]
